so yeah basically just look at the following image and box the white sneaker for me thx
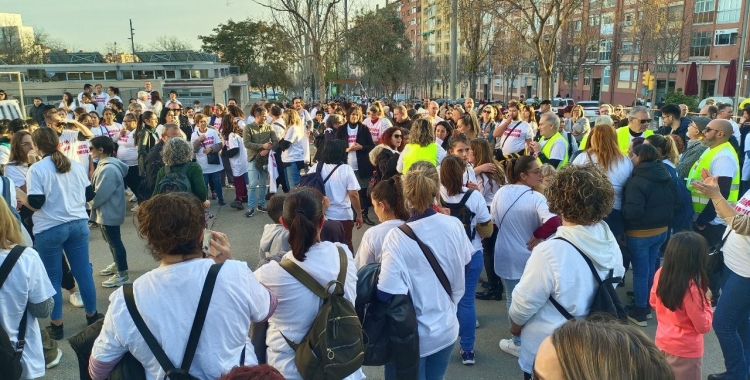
[69,291,84,308]
[125,188,133,196]
[99,262,117,276]
[499,338,521,357]
[131,204,140,212]
[476,319,479,328]
[102,274,131,288]
[129,195,137,202]
[46,348,63,369]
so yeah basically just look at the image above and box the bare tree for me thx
[493,0,583,99]
[491,25,528,101]
[651,3,688,94]
[556,20,590,99]
[147,35,194,51]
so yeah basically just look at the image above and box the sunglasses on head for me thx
[393,134,403,138]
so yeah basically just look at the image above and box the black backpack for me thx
[124,263,232,380]
[298,161,341,194]
[156,165,192,195]
[442,190,477,240]
[549,238,627,323]
[0,245,28,380]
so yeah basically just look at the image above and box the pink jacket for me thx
[650,268,713,358]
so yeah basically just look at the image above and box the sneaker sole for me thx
[46,349,63,369]
[102,281,131,288]
[462,360,475,365]
[627,316,648,327]
[99,270,116,276]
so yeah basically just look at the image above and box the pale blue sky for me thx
[2,0,388,52]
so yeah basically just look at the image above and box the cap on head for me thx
[689,116,710,132]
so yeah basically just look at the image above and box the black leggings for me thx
[482,224,502,288]
[124,165,142,202]
[61,254,75,291]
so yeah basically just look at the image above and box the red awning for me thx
[684,62,699,96]
[723,59,737,97]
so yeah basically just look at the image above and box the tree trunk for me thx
[538,69,553,100]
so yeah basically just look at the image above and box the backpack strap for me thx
[457,189,474,207]
[124,262,224,374]
[547,237,615,320]
[1,176,11,207]
[279,256,328,300]
[0,245,28,353]
[398,224,452,298]
[322,164,342,184]
[164,166,172,174]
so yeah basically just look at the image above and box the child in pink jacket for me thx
[650,232,714,380]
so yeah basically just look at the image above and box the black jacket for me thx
[656,117,690,153]
[369,144,400,181]
[622,160,682,231]
[335,122,375,176]
[393,119,412,131]
[143,141,165,200]
[356,263,419,380]
[29,105,45,125]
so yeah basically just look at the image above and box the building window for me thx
[588,15,600,26]
[165,70,176,79]
[599,40,612,61]
[584,67,592,85]
[717,0,741,23]
[603,66,610,85]
[602,0,615,7]
[618,68,631,81]
[714,29,738,45]
[693,0,715,24]
[573,20,582,31]
[586,41,598,60]
[122,71,134,80]
[180,69,191,79]
[624,13,634,25]
[601,13,614,24]
[690,31,712,56]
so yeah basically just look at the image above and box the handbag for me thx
[202,140,221,165]
[707,230,731,273]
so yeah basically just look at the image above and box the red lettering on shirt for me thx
[736,196,750,215]
[77,144,90,155]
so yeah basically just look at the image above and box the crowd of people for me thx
[1,84,750,380]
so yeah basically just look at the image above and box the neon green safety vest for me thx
[579,134,589,150]
[537,132,569,168]
[686,141,740,213]
[402,143,438,173]
[616,126,653,154]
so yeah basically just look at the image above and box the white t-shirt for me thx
[281,124,306,163]
[271,120,286,140]
[91,124,122,140]
[540,135,567,161]
[191,129,224,174]
[363,117,390,142]
[742,134,750,181]
[431,115,445,125]
[0,175,17,208]
[440,186,492,251]
[73,139,91,176]
[307,163,360,221]
[5,163,29,189]
[723,190,750,277]
[0,246,56,380]
[57,129,81,163]
[491,184,556,279]
[0,144,9,166]
[572,152,633,210]
[462,164,478,186]
[346,125,359,170]
[82,103,96,114]
[227,132,249,177]
[26,157,90,234]
[116,129,139,166]
[497,120,534,155]
[254,242,364,380]
[706,148,740,225]
[93,92,110,116]
[355,219,404,269]
[92,259,271,380]
[476,173,502,206]
[729,119,740,140]
[378,213,473,356]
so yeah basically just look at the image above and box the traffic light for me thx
[642,70,651,88]
[648,75,655,91]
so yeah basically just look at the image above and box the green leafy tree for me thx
[346,8,413,97]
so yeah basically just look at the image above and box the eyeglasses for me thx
[638,119,652,124]
[483,110,491,114]
[704,127,719,133]
[393,134,403,138]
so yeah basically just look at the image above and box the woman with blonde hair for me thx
[397,118,447,173]
[479,105,497,140]
[363,102,392,143]
[210,103,226,130]
[0,200,56,379]
[378,160,473,378]
[565,104,590,143]
[279,109,306,189]
[457,113,480,140]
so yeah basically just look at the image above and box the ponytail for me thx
[51,151,71,173]
[283,188,324,261]
[32,128,71,173]
[505,156,536,184]
[371,175,409,221]
[646,134,680,166]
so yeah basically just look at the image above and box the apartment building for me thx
[559,0,749,105]
[389,0,422,54]
[421,0,461,98]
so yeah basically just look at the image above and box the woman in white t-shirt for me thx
[355,175,410,269]
[280,109,307,190]
[220,115,249,210]
[254,188,363,380]
[5,131,38,235]
[0,202,56,380]
[149,91,163,117]
[378,161,473,379]
[59,92,76,119]
[363,103,392,143]
[116,114,141,204]
[307,139,362,251]
[492,156,559,358]
[191,118,225,206]
[99,108,123,140]
[24,127,101,338]
[572,124,633,238]
[90,192,274,380]
[439,155,493,364]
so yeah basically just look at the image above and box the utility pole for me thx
[344,0,349,98]
[450,0,458,101]
[735,0,750,108]
[128,19,136,56]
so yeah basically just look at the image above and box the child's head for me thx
[536,164,556,194]
[447,133,471,163]
[267,194,286,224]
[657,231,709,311]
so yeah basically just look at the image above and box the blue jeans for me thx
[502,277,521,345]
[458,250,483,352]
[284,161,303,190]
[627,232,668,308]
[35,219,97,320]
[101,225,128,272]
[247,163,268,208]
[203,172,223,202]
[714,266,750,379]
[384,341,454,380]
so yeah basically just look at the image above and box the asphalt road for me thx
[40,190,727,379]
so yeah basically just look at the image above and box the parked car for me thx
[698,96,747,109]
[577,100,601,126]
[551,98,575,116]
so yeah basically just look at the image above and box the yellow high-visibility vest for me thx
[402,143,438,173]
[616,126,653,154]
[686,141,740,213]
[537,132,569,168]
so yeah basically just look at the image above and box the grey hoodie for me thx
[89,156,128,226]
[258,223,290,261]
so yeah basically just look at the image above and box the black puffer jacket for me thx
[622,160,682,231]
[356,263,419,380]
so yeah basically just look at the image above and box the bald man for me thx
[428,101,444,125]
